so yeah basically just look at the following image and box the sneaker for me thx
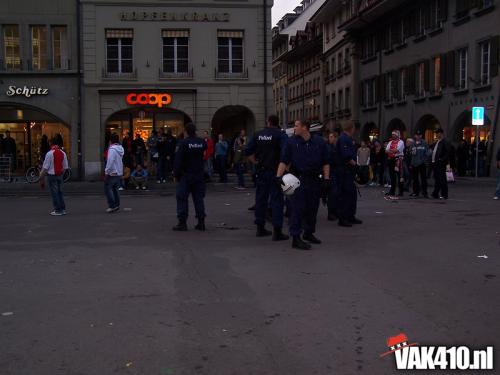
[142,186,147,190]
[106,208,115,213]
[157,180,161,184]
[135,186,140,190]
[50,211,63,216]
[494,196,499,200]
[409,193,418,197]
[118,187,124,191]
[384,184,389,188]
[62,210,67,215]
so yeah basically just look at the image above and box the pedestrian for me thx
[357,141,370,184]
[215,134,229,183]
[403,138,414,192]
[130,164,148,190]
[276,120,330,250]
[431,128,449,200]
[157,128,167,183]
[39,137,69,216]
[203,131,215,181]
[246,115,289,241]
[122,131,133,162]
[233,135,246,189]
[104,133,124,212]
[147,130,159,176]
[385,130,405,199]
[336,121,363,227]
[40,135,50,162]
[172,122,207,231]
[409,130,429,198]
[327,130,340,221]
[494,147,500,200]
[457,139,469,177]
[165,129,177,180]
[3,130,16,173]
[132,133,146,167]
[371,140,385,186]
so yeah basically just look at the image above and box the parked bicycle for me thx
[25,162,71,183]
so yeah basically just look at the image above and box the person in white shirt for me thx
[385,130,405,198]
[104,133,124,213]
[40,138,69,216]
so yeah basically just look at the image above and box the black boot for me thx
[272,227,289,241]
[256,225,272,237]
[327,213,338,221]
[173,220,187,231]
[303,233,322,244]
[195,218,206,231]
[349,217,363,225]
[292,236,312,251]
[338,219,352,227]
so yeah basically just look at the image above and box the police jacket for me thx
[245,127,287,171]
[174,136,207,178]
[281,133,329,177]
[336,133,356,173]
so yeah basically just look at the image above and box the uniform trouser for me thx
[255,170,284,228]
[47,175,65,213]
[338,171,357,221]
[104,176,121,208]
[288,178,321,237]
[495,170,500,198]
[432,162,448,198]
[388,159,404,195]
[327,174,340,217]
[176,175,206,221]
[412,164,428,196]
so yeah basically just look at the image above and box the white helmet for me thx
[282,173,301,196]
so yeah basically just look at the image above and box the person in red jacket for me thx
[203,131,214,181]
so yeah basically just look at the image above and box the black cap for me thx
[415,130,422,136]
[435,128,444,134]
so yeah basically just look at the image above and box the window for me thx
[387,72,394,102]
[430,0,442,29]
[363,79,376,107]
[325,94,330,115]
[31,26,47,70]
[337,52,343,73]
[362,34,376,59]
[106,29,133,74]
[217,31,243,74]
[458,48,468,90]
[479,40,491,86]
[331,57,335,76]
[417,7,426,35]
[345,87,351,110]
[344,48,350,70]
[52,26,68,70]
[3,25,21,69]
[399,68,407,99]
[433,56,442,93]
[332,92,336,112]
[338,89,343,110]
[162,30,189,73]
[417,62,426,96]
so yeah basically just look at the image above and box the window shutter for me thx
[424,60,430,91]
[217,30,244,38]
[438,0,448,21]
[446,50,455,87]
[440,53,447,87]
[382,73,388,101]
[404,16,411,39]
[409,64,416,94]
[375,76,381,103]
[403,68,410,95]
[360,82,365,106]
[490,35,499,78]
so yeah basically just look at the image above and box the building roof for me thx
[279,0,328,36]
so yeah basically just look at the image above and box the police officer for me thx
[246,115,289,241]
[173,123,207,231]
[336,121,362,227]
[327,130,340,221]
[276,120,330,250]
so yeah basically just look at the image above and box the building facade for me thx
[81,0,273,178]
[340,0,499,172]
[0,0,79,177]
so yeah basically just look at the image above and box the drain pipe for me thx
[263,0,269,122]
[76,0,83,180]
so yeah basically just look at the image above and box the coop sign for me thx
[126,93,172,108]
[6,85,49,98]
[120,11,230,22]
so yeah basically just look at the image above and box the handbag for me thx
[446,169,455,183]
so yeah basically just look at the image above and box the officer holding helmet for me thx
[336,121,362,227]
[276,120,330,250]
[246,115,289,241]
[172,122,207,232]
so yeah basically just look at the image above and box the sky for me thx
[272,0,300,26]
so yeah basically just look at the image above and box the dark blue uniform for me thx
[174,136,207,221]
[245,127,287,229]
[328,142,340,218]
[336,133,357,221]
[281,134,329,237]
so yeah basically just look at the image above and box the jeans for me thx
[204,157,214,178]
[131,176,147,188]
[412,164,428,196]
[495,170,500,198]
[235,162,245,187]
[432,162,448,198]
[105,176,121,209]
[47,175,65,213]
[216,155,227,182]
[388,159,404,195]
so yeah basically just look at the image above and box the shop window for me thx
[162,30,189,74]
[217,30,244,74]
[106,29,133,74]
[52,26,68,70]
[3,25,21,70]
[31,26,48,70]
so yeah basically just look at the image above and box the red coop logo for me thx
[126,93,172,108]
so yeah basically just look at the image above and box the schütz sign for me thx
[119,11,230,22]
[6,85,49,98]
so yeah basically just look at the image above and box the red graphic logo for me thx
[126,93,172,108]
[380,333,418,358]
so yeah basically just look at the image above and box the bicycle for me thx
[26,162,72,183]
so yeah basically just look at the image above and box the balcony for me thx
[215,68,249,80]
[159,68,193,80]
[102,68,138,80]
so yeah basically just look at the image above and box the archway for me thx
[415,114,441,144]
[361,122,379,142]
[0,102,70,175]
[451,110,492,145]
[211,105,256,141]
[387,118,406,140]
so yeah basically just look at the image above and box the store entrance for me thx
[0,104,70,176]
